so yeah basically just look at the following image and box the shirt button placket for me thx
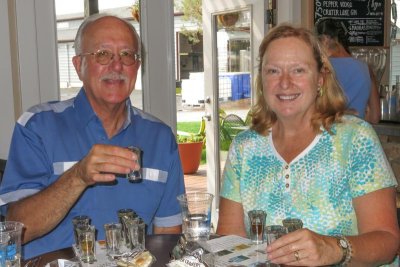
[283,164,290,191]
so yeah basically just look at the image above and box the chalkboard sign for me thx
[314,0,385,46]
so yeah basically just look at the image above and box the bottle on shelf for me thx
[396,75,400,121]
[387,85,397,121]
[380,85,389,121]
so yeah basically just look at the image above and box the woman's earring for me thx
[317,86,324,97]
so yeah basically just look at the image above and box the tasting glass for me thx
[117,209,137,249]
[126,146,142,183]
[265,225,288,245]
[177,192,214,242]
[72,215,91,247]
[104,223,122,256]
[247,210,267,244]
[0,222,22,267]
[77,225,96,263]
[282,218,303,233]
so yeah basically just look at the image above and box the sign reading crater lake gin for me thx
[314,0,385,46]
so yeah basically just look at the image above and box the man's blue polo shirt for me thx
[330,57,371,118]
[0,88,185,259]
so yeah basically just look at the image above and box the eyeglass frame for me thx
[78,49,141,66]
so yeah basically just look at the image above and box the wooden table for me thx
[23,234,181,267]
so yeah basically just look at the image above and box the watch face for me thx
[339,239,348,248]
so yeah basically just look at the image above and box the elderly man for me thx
[0,14,184,259]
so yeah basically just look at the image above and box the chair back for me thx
[245,110,252,126]
[219,125,232,151]
[221,114,246,139]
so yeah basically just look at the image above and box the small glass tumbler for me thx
[72,215,91,247]
[104,223,122,256]
[117,209,137,249]
[127,217,145,250]
[0,221,23,267]
[126,146,142,183]
[77,225,96,263]
[248,210,267,244]
[177,192,214,242]
[0,232,10,267]
[265,225,288,245]
[282,218,303,233]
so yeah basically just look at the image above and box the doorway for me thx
[202,0,267,226]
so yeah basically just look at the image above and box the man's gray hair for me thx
[74,13,141,55]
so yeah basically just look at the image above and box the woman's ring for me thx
[294,251,300,261]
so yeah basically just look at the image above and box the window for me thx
[54,0,142,109]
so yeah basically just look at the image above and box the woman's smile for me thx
[276,93,301,101]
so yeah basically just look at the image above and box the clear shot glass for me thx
[126,146,142,183]
[72,215,91,247]
[282,218,303,233]
[247,210,267,244]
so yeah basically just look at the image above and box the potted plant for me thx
[177,133,204,174]
[217,12,239,27]
[177,0,203,44]
[129,0,140,22]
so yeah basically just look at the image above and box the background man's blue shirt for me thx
[0,89,185,259]
[330,57,371,118]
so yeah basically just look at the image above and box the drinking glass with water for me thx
[177,192,214,242]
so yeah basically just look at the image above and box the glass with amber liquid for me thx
[248,210,267,244]
[77,225,96,263]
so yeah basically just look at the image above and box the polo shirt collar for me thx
[73,88,132,131]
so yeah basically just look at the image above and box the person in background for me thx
[316,18,381,123]
[217,24,399,266]
[0,14,185,259]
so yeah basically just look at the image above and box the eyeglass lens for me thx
[93,50,139,66]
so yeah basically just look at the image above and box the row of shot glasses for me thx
[72,208,146,263]
[248,210,303,245]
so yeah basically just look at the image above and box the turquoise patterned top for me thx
[221,115,398,266]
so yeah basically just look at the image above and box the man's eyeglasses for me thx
[79,49,141,66]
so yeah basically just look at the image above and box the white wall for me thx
[0,0,61,159]
[0,0,15,159]
[276,0,302,25]
[141,0,177,130]
[15,0,59,111]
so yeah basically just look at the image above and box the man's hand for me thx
[73,144,140,185]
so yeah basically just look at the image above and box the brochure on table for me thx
[201,235,268,266]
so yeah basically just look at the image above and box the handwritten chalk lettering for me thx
[322,9,350,16]
[315,4,323,19]
[349,36,365,44]
[339,1,352,8]
[322,1,338,8]
[366,36,381,45]
[314,0,384,46]
[367,11,384,16]
[369,0,382,11]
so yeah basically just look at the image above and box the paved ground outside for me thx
[184,164,207,193]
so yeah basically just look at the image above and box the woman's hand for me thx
[266,228,342,266]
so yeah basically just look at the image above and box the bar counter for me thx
[373,121,400,206]
[373,121,400,137]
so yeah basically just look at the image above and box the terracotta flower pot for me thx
[178,141,203,174]
[217,13,239,27]
[131,8,140,22]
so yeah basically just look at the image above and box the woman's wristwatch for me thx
[336,236,352,266]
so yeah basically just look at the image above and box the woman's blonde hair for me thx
[251,24,348,135]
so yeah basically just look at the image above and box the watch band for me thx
[336,236,352,266]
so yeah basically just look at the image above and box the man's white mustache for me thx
[101,73,128,81]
